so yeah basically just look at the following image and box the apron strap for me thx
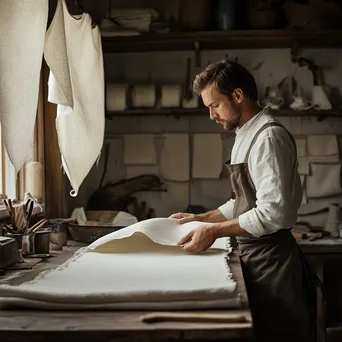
[244,121,297,163]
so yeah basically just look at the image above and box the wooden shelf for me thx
[102,29,342,53]
[106,108,342,118]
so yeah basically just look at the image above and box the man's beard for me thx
[223,109,242,131]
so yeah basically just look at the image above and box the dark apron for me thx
[227,122,319,342]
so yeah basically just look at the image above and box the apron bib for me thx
[227,122,318,342]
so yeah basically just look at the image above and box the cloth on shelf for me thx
[124,134,156,165]
[192,134,223,179]
[108,8,159,33]
[0,218,239,310]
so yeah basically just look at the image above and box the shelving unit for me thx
[106,108,342,119]
[102,29,342,53]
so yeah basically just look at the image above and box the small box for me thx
[0,236,19,269]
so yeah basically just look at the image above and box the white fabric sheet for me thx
[124,134,156,165]
[0,218,239,310]
[0,1,48,172]
[44,0,105,196]
[192,134,223,179]
[160,134,190,181]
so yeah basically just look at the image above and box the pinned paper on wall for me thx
[192,134,223,179]
[295,138,307,158]
[160,134,189,181]
[161,181,189,216]
[307,135,340,162]
[199,178,232,200]
[306,162,342,198]
[300,175,307,205]
[298,158,310,175]
[124,134,156,165]
[126,165,159,179]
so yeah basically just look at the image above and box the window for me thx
[0,72,44,204]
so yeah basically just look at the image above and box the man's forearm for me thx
[212,218,250,237]
[200,209,227,223]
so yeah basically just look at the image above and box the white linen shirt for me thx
[218,107,302,237]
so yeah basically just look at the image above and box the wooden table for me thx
[0,243,253,342]
[298,237,342,342]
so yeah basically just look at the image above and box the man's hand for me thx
[177,223,217,252]
[169,212,204,224]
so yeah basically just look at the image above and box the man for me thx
[170,59,318,342]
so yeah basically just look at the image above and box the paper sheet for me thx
[298,158,310,175]
[126,165,159,178]
[160,181,189,216]
[124,134,156,165]
[300,175,307,205]
[199,178,232,200]
[160,134,189,181]
[192,134,223,179]
[295,138,307,158]
[307,135,339,162]
[0,218,239,310]
[306,163,342,198]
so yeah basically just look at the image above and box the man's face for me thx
[201,83,242,131]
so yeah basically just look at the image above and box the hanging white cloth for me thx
[0,1,48,172]
[44,0,105,196]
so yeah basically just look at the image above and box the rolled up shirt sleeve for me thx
[218,199,236,219]
[238,135,302,237]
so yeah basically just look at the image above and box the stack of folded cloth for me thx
[100,8,159,37]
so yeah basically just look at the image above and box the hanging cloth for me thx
[0,0,48,172]
[44,0,105,196]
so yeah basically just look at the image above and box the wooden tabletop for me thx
[297,237,342,254]
[0,243,253,342]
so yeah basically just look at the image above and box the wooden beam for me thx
[42,61,65,218]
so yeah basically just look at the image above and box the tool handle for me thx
[29,219,48,234]
[141,312,251,324]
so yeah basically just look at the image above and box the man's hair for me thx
[193,59,258,101]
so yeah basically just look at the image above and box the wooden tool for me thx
[30,219,48,234]
[141,312,251,324]
[23,200,34,234]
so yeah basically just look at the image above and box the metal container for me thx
[68,223,124,244]
[48,219,68,246]
[34,229,51,254]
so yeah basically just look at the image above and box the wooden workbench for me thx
[0,242,253,342]
[297,237,342,342]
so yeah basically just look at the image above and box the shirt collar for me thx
[235,106,269,136]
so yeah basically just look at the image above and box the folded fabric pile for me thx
[100,8,159,37]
